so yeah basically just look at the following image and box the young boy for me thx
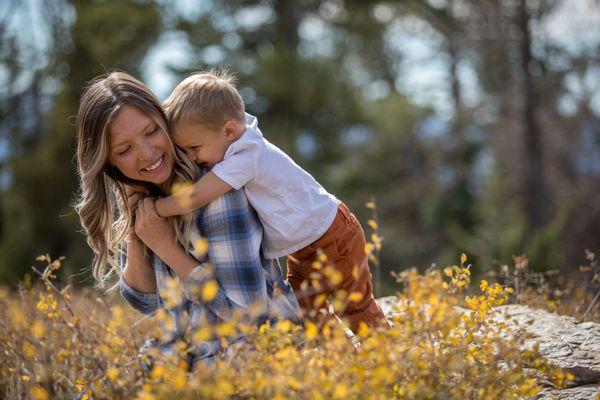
[156,70,387,332]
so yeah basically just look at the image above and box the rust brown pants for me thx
[286,202,387,333]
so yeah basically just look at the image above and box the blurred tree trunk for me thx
[274,0,300,49]
[517,0,547,231]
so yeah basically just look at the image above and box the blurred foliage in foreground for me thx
[2,252,599,399]
[0,0,599,290]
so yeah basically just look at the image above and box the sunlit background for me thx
[1,0,599,295]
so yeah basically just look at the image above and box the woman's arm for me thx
[119,239,160,316]
[117,189,159,315]
[121,237,156,293]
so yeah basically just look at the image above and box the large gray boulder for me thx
[375,297,600,399]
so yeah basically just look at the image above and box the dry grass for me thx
[1,251,583,399]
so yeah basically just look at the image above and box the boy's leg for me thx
[287,202,388,332]
[323,202,388,332]
[286,254,333,325]
[338,257,388,332]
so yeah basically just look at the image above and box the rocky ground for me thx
[375,297,600,400]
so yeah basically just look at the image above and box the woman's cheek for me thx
[121,153,140,180]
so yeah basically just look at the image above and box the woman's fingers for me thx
[128,192,143,204]
[128,193,144,212]
[134,204,144,238]
[125,184,148,197]
[124,184,147,214]
[116,185,144,216]
[146,198,164,220]
[135,198,162,229]
[137,198,163,220]
[138,197,151,221]
[124,185,137,197]
[133,197,175,253]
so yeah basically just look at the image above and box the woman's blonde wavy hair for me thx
[74,71,198,288]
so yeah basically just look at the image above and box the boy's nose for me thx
[187,150,199,163]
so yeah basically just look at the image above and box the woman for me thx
[74,71,301,366]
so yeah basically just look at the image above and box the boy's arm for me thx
[154,172,233,218]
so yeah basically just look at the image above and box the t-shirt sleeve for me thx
[211,139,259,190]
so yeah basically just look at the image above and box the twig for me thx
[583,289,600,319]
[30,266,76,318]
[18,281,32,315]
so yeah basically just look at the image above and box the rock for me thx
[375,297,600,399]
[375,295,403,319]
[495,305,600,387]
[537,383,600,400]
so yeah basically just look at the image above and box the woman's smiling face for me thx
[108,105,174,185]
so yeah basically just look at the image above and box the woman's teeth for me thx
[144,156,163,172]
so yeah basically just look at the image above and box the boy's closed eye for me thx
[185,146,200,156]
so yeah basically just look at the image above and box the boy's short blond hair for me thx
[164,69,245,132]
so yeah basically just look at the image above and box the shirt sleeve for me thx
[118,243,160,316]
[119,277,160,316]
[182,189,269,321]
[211,138,259,190]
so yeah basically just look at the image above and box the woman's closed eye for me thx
[117,146,131,156]
[146,125,159,136]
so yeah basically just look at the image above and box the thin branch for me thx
[30,266,76,318]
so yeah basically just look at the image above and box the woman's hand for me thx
[117,186,146,242]
[134,197,177,255]
[134,197,197,281]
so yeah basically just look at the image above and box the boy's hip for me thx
[287,202,366,269]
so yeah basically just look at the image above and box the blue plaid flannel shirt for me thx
[119,188,301,364]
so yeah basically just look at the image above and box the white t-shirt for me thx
[212,113,340,258]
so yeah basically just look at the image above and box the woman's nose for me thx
[138,142,156,161]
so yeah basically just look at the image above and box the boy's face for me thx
[174,122,233,168]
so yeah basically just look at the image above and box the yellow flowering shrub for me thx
[0,250,577,400]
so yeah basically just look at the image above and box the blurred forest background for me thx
[0,0,598,295]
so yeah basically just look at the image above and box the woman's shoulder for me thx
[203,185,250,215]
[197,186,261,239]
[195,164,248,206]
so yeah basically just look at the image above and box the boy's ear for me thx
[222,120,241,140]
